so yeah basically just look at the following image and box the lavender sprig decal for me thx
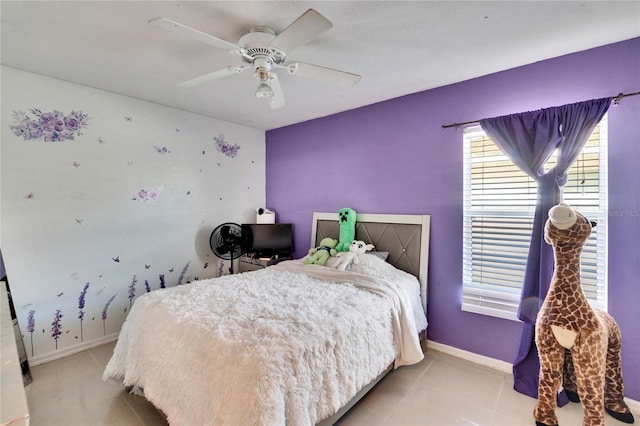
[128,275,137,307]
[27,310,35,356]
[145,279,151,293]
[77,282,90,342]
[177,261,191,285]
[217,260,225,277]
[102,294,117,335]
[159,274,166,289]
[51,309,63,349]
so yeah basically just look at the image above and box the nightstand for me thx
[238,253,291,273]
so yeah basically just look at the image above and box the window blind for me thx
[462,117,608,321]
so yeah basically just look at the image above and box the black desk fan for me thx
[209,223,248,274]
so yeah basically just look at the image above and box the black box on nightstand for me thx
[238,253,292,273]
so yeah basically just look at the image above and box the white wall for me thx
[0,66,265,363]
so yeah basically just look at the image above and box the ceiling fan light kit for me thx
[149,9,360,109]
[255,81,274,99]
[253,57,275,99]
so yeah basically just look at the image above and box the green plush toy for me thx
[303,237,338,266]
[335,207,357,252]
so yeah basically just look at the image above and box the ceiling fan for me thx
[149,9,361,109]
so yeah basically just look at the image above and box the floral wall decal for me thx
[77,283,89,342]
[128,275,137,307]
[214,134,240,158]
[10,109,89,142]
[131,185,163,203]
[217,260,231,277]
[153,145,171,155]
[102,294,117,335]
[51,309,63,349]
[177,261,191,285]
[27,310,36,356]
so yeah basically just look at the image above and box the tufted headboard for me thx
[311,212,431,312]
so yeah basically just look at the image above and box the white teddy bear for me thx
[329,240,374,271]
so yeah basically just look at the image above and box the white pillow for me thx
[366,251,389,261]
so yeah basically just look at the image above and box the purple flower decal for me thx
[177,261,190,285]
[64,116,80,131]
[78,283,89,320]
[78,283,90,342]
[39,111,63,132]
[144,279,151,293]
[131,185,163,203]
[102,294,116,320]
[153,145,171,154]
[51,309,63,349]
[27,310,35,356]
[159,274,166,289]
[27,310,36,333]
[10,109,89,142]
[128,275,137,307]
[102,294,117,335]
[213,134,240,158]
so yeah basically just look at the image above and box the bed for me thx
[103,212,430,425]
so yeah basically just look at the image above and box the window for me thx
[462,116,608,321]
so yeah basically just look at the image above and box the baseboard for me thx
[626,397,640,416]
[426,340,513,374]
[28,333,119,366]
[426,340,640,415]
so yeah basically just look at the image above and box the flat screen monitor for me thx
[242,223,293,257]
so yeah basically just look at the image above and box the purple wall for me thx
[266,38,640,400]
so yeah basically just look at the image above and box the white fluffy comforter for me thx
[103,256,427,425]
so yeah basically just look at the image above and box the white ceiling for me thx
[1,1,639,131]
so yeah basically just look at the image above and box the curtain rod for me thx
[441,91,640,130]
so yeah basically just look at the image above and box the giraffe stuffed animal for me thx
[534,202,634,426]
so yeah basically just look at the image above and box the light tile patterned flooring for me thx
[25,341,637,425]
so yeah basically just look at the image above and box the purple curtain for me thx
[480,98,611,401]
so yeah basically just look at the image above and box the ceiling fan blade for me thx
[149,17,243,53]
[178,65,248,88]
[270,9,332,53]
[285,62,361,87]
[268,74,286,109]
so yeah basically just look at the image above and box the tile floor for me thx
[25,341,637,425]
